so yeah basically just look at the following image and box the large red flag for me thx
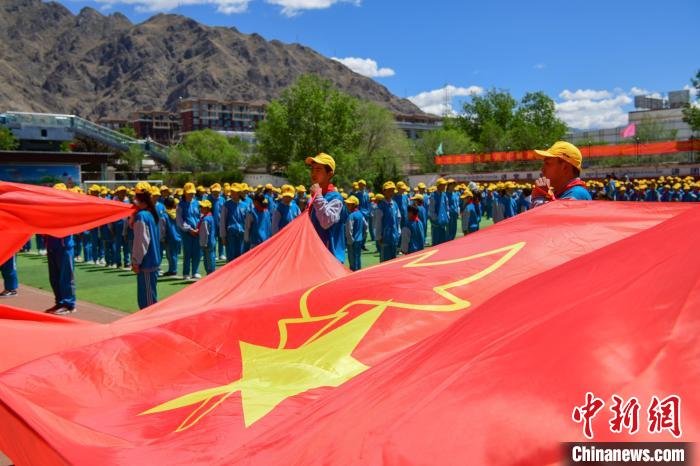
[0,181,696,465]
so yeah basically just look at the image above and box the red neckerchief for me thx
[533,178,586,201]
[321,184,336,195]
[197,212,212,230]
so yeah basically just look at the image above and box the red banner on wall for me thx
[435,139,698,166]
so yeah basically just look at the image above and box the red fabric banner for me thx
[0,182,135,265]
[0,181,697,465]
[435,139,698,166]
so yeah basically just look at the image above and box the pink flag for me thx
[621,122,636,138]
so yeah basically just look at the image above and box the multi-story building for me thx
[97,118,128,131]
[129,111,180,145]
[395,113,443,140]
[178,98,267,134]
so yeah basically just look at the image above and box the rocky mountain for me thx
[0,0,422,119]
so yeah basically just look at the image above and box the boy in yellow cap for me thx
[44,183,77,314]
[130,182,161,309]
[220,183,249,262]
[176,182,201,280]
[344,195,368,271]
[532,141,591,206]
[209,183,225,260]
[244,193,272,249]
[428,178,450,245]
[400,205,425,255]
[197,200,216,276]
[355,179,372,250]
[271,187,300,235]
[374,181,401,262]
[159,196,181,277]
[306,153,348,263]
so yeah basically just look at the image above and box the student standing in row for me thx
[374,181,401,262]
[244,193,272,250]
[45,183,77,315]
[221,184,248,262]
[400,205,425,255]
[176,182,201,280]
[159,197,181,277]
[344,195,367,271]
[131,182,161,310]
[0,255,18,298]
[198,200,217,275]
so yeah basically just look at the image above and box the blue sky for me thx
[57,0,699,129]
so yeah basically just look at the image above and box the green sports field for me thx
[16,217,494,313]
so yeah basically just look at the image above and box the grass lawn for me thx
[17,217,494,314]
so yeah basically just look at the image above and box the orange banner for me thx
[435,139,698,165]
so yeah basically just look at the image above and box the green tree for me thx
[121,145,145,171]
[169,129,242,172]
[256,74,360,171]
[634,116,678,143]
[117,126,137,139]
[414,128,476,173]
[452,89,566,152]
[455,89,517,146]
[510,92,568,150]
[0,127,18,150]
[682,70,700,132]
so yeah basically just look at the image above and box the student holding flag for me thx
[45,183,77,315]
[306,153,348,264]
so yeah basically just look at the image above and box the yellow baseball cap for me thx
[210,183,222,192]
[411,194,424,201]
[134,181,152,194]
[396,181,408,189]
[358,179,367,186]
[345,195,359,205]
[160,185,170,193]
[296,185,307,193]
[436,178,448,185]
[383,181,396,191]
[199,199,212,209]
[417,182,426,189]
[183,182,196,194]
[375,193,385,201]
[305,152,336,172]
[150,187,161,196]
[116,185,127,192]
[534,141,583,171]
[53,183,67,190]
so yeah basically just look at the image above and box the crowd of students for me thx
[2,142,699,313]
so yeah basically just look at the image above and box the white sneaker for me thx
[219,255,226,261]
[182,275,191,280]
[192,273,202,279]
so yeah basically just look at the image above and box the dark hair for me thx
[164,197,176,210]
[522,188,532,196]
[407,205,419,216]
[253,193,268,206]
[135,192,159,221]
